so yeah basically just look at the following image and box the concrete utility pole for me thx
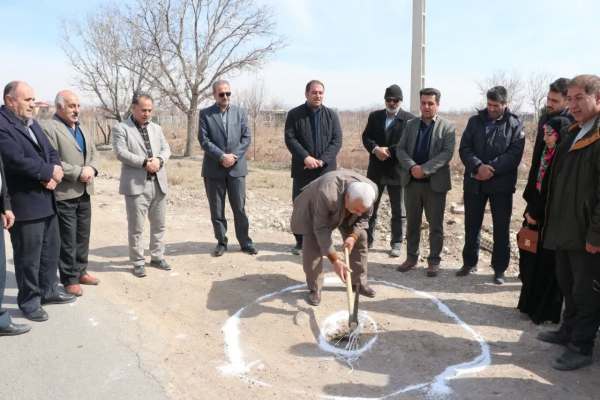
[410,0,426,114]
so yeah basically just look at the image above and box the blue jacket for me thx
[459,108,525,194]
[0,106,60,221]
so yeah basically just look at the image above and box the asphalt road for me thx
[0,256,169,400]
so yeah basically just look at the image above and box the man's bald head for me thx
[3,81,35,120]
[55,90,81,127]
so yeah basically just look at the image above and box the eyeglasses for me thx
[218,92,232,98]
[385,98,400,103]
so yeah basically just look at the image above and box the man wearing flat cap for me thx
[362,84,415,257]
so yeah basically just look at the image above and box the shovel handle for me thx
[344,248,353,320]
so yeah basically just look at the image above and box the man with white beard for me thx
[361,85,415,256]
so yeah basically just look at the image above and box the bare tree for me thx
[526,71,552,124]
[123,0,284,156]
[238,79,265,160]
[62,5,151,124]
[476,70,525,114]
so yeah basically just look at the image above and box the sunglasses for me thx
[385,98,400,103]
[218,92,232,98]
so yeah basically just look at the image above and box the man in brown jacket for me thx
[290,170,378,305]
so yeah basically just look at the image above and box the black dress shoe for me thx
[23,307,49,322]
[537,330,569,345]
[0,322,31,336]
[493,272,505,285]
[41,290,77,305]
[241,245,258,255]
[212,243,227,257]
[356,284,376,298]
[553,346,593,371]
[456,265,477,277]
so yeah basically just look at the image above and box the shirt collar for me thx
[55,114,79,130]
[131,115,149,130]
[305,102,322,113]
[420,114,437,125]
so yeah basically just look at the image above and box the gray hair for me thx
[347,182,376,208]
[132,92,153,105]
[3,80,22,101]
[212,79,230,92]
[55,93,66,109]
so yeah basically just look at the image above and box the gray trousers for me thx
[204,176,252,247]
[405,181,447,264]
[125,179,166,267]
[302,228,368,293]
[56,193,92,285]
[0,229,10,328]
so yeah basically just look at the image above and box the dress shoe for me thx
[307,290,321,306]
[0,322,31,336]
[241,245,258,255]
[455,265,477,277]
[79,273,100,285]
[23,307,49,322]
[133,265,146,278]
[150,259,172,271]
[493,272,505,285]
[426,262,439,277]
[537,330,569,345]
[355,284,376,298]
[212,243,227,257]
[41,289,77,305]
[389,243,401,258]
[65,284,83,297]
[552,346,593,371]
[396,259,417,272]
[290,245,301,255]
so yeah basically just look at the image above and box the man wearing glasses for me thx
[362,84,415,256]
[199,80,256,257]
[284,80,342,255]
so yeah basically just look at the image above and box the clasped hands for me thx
[145,157,161,173]
[474,164,495,181]
[304,155,324,170]
[41,165,64,191]
[220,153,238,168]
[373,146,391,161]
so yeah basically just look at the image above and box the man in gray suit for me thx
[396,88,456,277]
[199,80,256,257]
[290,170,378,306]
[113,93,171,277]
[42,90,100,296]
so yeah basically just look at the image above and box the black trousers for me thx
[0,229,10,328]
[367,183,406,246]
[9,215,60,313]
[555,250,600,355]
[56,194,92,285]
[462,191,513,273]
[292,175,320,248]
[204,176,252,247]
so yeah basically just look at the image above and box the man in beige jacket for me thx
[42,90,99,296]
[290,169,378,305]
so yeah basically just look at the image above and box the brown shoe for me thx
[357,284,376,298]
[79,273,100,285]
[426,262,439,277]
[396,259,417,272]
[65,284,83,297]
[307,290,321,306]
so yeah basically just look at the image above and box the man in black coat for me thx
[0,81,76,322]
[458,86,525,284]
[362,84,415,256]
[284,80,342,254]
[0,154,30,336]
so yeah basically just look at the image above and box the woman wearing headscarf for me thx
[518,115,572,324]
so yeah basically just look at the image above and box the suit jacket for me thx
[396,116,456,193]
[362,108,415,185]
[198,104,250,178]
[0,155,11,214]
[0,106,59,221]
[41,115,99,201]
[290,169,378,256]
[112,117,171,196]
[284,103,342,181]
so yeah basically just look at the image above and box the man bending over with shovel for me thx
[291,169,378,306]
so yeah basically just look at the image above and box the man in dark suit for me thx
[362,84,415,256]
[395,88,456,277]
[0,154,30,336]
[0,81,76,322]
[284,80,342,254]
[199,80,256,257]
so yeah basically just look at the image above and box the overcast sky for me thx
[0,0,597,111]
